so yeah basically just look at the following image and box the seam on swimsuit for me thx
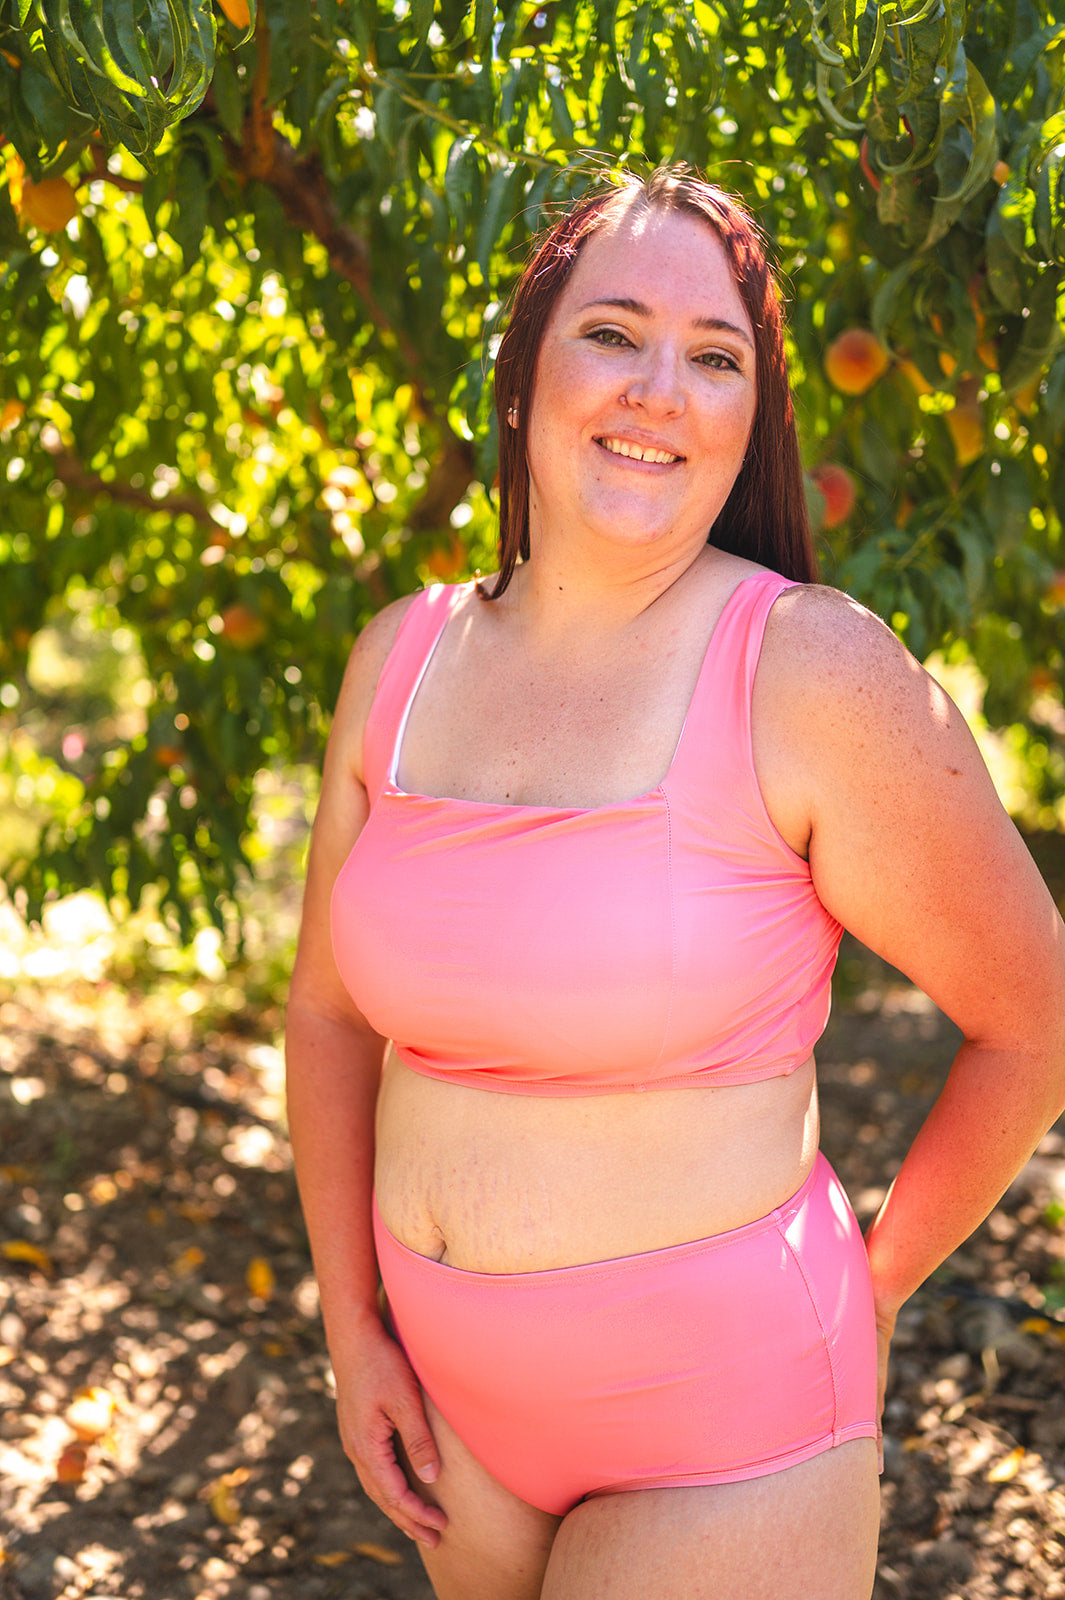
[650,789,678,1075]
[778,1207,842,1444]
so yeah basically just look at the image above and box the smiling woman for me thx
[285,166,1065,1600]
[491,168,814,599]
[520,207,757,572]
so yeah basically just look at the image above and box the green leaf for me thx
[871,258,918,343]
[1000,268,1063,393]
[1000,23,1065,113]
[169,147,209,271]
[211,45,246,141]
[995,171,1038,266]
[444,134,477,242]
[1034,146,1065,261]
[475,160,522,276]
[471,0,494,56]
[826,0,856,59]
[982,458,1033,554]
[409,0,434,56]
[545,76,575,144]
[932,56,997,207]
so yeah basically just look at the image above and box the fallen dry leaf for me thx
[67,1385,116,1441]
[208,1480,241,1525]
[171,1245,205,1277]
[245,1256,275,1300]
[987,1446,1026,1483]
[353,1540,405,1566]
[55,1441,89,1484]
[206,1465,250,1526]
[1,1240,54,1276]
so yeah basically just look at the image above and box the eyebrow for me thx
[579,297,755,348]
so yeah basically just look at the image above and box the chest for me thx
[396,624,712,809]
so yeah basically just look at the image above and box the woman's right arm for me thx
[285,601,447,1547]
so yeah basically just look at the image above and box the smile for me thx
[596,437,681,465]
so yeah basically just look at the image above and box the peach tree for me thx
[1,0,1063,938]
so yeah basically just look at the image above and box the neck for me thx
[506,540,715,648]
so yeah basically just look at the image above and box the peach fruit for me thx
[810,463,857,529]
[219,602,267,648]
[824,328,890,395]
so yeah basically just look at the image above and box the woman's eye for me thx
[587,327,631,347]
[698,351,740,371]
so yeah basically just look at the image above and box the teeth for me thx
[599,437,679,465]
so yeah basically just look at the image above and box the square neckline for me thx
[385,570,780,817]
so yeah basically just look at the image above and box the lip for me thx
[593,434,685,466]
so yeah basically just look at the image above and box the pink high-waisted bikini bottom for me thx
[372,1152,878,1516]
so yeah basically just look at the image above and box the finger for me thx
[394,1404,441,1485]
[362,1416,448,1538]
[357,1453,447,1546]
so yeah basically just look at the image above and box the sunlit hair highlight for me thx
[488,166,815,597]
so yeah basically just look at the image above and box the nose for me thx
[623,345,687,416]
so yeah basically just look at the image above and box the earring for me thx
[507,405,518,427]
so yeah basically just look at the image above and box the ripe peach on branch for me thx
[19,175,78,232]
[824,328,890,395]
[219,602,267,648]
[808,462,857,529]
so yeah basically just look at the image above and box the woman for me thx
[286,168,1065,1600]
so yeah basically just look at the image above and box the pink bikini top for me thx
[331,571,842,1095]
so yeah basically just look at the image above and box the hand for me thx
[333,1316,448,1548]
[873,1299,898,1474]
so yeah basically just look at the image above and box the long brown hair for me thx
[489,167,815,596]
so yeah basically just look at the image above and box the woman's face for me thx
[524,203,757,566]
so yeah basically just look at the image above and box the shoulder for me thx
[759,581,933,740]
[343,590,422,700]
[763,580,907,671]
[752,581,984,860]
[327,590,425,783]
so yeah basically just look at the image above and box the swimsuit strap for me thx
[664,571,797,804]
[362,582,474,804]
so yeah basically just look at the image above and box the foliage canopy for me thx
[1,0,1064,937]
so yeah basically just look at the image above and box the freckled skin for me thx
[525,209,757,574]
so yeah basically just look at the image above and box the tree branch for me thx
[47,450,227,534]
[223,125,476,532]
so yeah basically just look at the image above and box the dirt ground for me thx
[3,834,1065,1600]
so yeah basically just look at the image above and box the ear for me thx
[506,404,519,428]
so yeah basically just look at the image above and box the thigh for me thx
[541,1440,880,1600]
[406,1393,561,1600]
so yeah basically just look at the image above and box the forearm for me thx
[285,999,389,1356]
[865,1036,1065,1316]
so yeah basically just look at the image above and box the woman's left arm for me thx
[757,586,1065,1402]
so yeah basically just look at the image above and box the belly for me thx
[374,1053,821,1272]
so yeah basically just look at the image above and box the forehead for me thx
[557,203,751,329]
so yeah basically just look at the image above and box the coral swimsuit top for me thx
[331,570,843,1095]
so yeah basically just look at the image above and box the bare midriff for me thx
[374,1052,820,1274]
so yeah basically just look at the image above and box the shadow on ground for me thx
[2,830,1065,1599]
